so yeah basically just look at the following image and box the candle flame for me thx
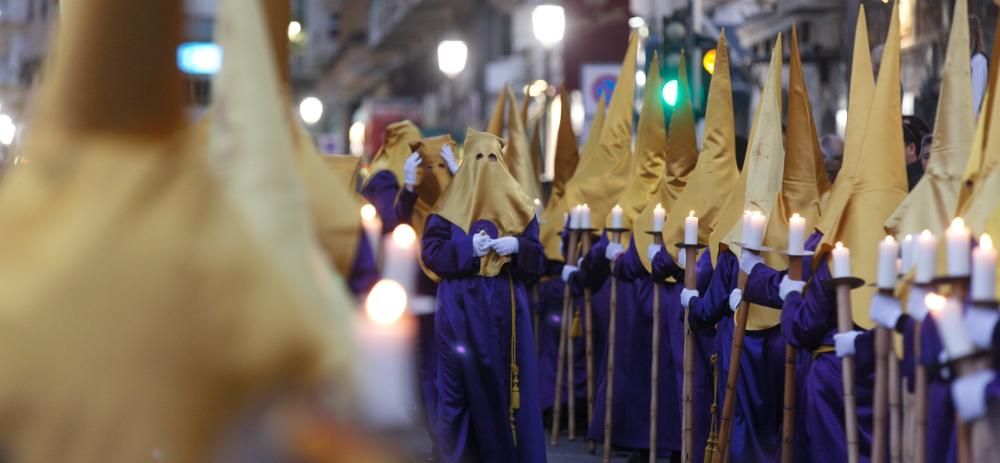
[744,210,752,216]
[920,229,933,239]
[883,235,895,244]
[655,203,663,210]
[791,213,801,220]
[689,210,695,217]
[534,198,541,206]
[981,234,993,251]
[614,204,621,209]
[366,279,407,326]
[950,217,966,230]
[360,204,377,221]
[904,234,913,242]
[835,242,845,249]
[392,224,417,247]
[924,292,946,313]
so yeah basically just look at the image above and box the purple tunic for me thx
[421,214,547,463]
[359,170,417,234]
[348,231,379,296]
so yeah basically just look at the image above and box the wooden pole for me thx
[914,316,927,463]
[681,246,698,463]
[602,230,622,463]
[781,256,803,463]
[712,268,751,463]
[583,232,596,427]
[649,234,664,463]
[551,229,580,446]
[873,290,893,462]
[889,352,902,463]
[836,283,860,463]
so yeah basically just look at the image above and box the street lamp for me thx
[531,4,565,48]
[299,97,324,125]
[437,40,468,78]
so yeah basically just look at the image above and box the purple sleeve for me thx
[780,258,837,351]
[510,218,546,282]
[986,378,1000,406]
[420,215,480,279]
[651,248,683,281]
[612,236,649,282]
[688,251,739,331]
[347,231,379,295]
[992,321,1000,372]
[695,251,714,293]
[395,187,419,225]
[360,171,403,233]
[743,264,786,309]
[578,233,611,292]
[853,329,876,373]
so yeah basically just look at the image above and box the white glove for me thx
[728,288,743,313]
[907,286,930,322]
[677,248,687,270]
[647,244,662,263]
[492,236,519,256]
[606,242,624,261]
[952,370,996,422]
[834,330,862,358]
[681,288,699,309]
[403,152,422,187]
[441,144,460,174]
[740,249,764,275]
[964,307,1000,350]
[870,293,903,329]
[472,231,491,257]
[779,276,806,301]
[561,265,578,282]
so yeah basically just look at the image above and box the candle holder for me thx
[821,276,866,290]
[779,250,815,257]
[604,227,630,234]
[930,275,971,286]
[674,242,708,250]
[735,242,772,253]
[969,299,999,309]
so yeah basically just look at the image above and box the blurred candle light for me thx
[901,234,915,273]
[361,204,381,260]
[788,213,805,254]
[926,293,975,359]
[611,204,624,229]
[742,210,765,249]
[356,279,416,427]
[945,217,971,277]
[580,204,591,230]
[915,230,938,284]
[972,234,997,302]
[877,235,900,289]
[832,242,851,278]
[384,225,418,295]
[684,211,699,245]
[652,203,666,232]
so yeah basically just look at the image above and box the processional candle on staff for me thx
[356,279,417,427]
[684,211,698,245]
[361,204,382,260]
[945,217,971,277]
[915,230,938,284]
[901,234,915,273]
[742,210,766,249]
[580,204,591,229]
[534,198,543,221]
[570,205,583,229]
[384,225,418,295]
[652,203,666,232]
[926,293,975,359]
[611,204,624,229]
[971,234,997,301]
[877,236,900,289]
[832,242,851,278]
[788,213,805,254]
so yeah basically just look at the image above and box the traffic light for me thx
[662,79,679,107]
[703,48,717,75]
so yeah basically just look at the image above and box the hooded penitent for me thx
[436,129,535,277]
[539,88,587,261]
[503,85,543,202]
[322,154,364,196]
[410,134,459,236]
[365,120,424,188]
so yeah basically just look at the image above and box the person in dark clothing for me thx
[902,115,931,190]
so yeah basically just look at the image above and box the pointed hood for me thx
[633,51,699,267]
[886,0,973,238]
[785,24,830,222]
[322,154,363,195]
[487,86,509,136]
[504,85,542,201]
[436,129,535,276]
[561,30,638,229]
[531,117,544,191]
[264,0,291,88]
[365,120,423,188]
[540,88,583,261]
[409,134,458,236]
[822,1,908,329]
[658,31,740,267]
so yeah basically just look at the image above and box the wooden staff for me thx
[680,244,702,463]
[889,351,902,463]
[712,252,754,463]
[602,229,624,463]
[551,227,580,445]
[873,290,893,462]
[835,280,861,463]
[649,233,664,463]
[582,232,596,427]
[781,255,804,463]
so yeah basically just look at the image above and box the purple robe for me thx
[359,170,417,234]
[421,214,547,463]
[348,231,379,296]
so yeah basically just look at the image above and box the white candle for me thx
[972,234,997,301]
[927,294,975,359]
[915,230,938,284]
[384,224,418,295]
[652,203,666,232]
[611,204,624,229]
[832,242,851,278]
[742,210,766,249]
[361,204,382,260]
[877,235,900,289]
[945,217,972,277]
[901,234,915,273]
[684,210,699,245]
[569,205,582,229]
[356,280,417,427]
[533,198,543,221]
[788,213,806,254]
[741,211,752,244]
[581,204,592,229]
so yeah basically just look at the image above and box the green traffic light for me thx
[662,80,679,107]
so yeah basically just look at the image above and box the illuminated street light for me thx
[703,48,717,75]
[437,40,468,78]
[299,97,324,125]
[288,21,305,44]
[0,114,16,146]
[531,4,565,48]
[662,80,679,107]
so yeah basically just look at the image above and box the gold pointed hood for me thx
[886,0,973,238]
[487,86,509,136]
[785,24,830,223]
[322,154,363,196]
[410,134,458,236]
[365,120,423,188]
[540,88,584,261]
[820,1,908,329]
[436,129,535,276]
[658,31,739,268]
[504,86,543,201]
[561,31,638,229]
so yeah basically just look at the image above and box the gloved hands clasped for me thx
[471,230,520,257]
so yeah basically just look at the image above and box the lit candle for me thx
[684,210,699,245]
[926,293,975,359]
[581,204,592,229]
[361,204,382,260]
[742,210,766,249]
[788,213,806,254]
[971,234,997,302]
[652,203,666,232]
[611,204,624,229]
[915,230,938,284]
[832,242,851,278]
[901,234,915,273]
[569,205,582,229]
[534,198,543,221]
[877,235,900,289]
[383,224,418,295]
[356,279,417,427]
[945,217,971,277]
